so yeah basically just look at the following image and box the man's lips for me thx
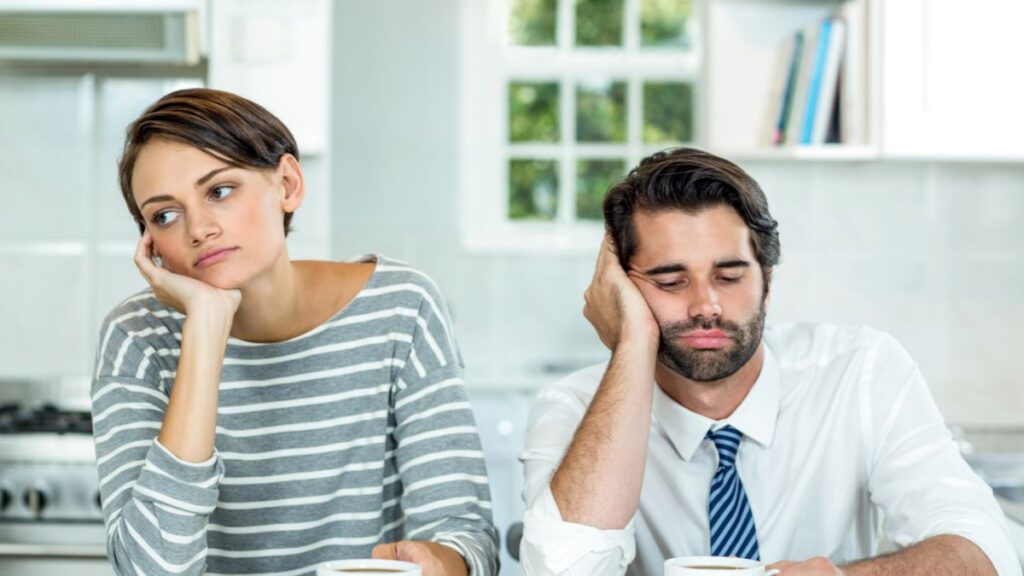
[678,330,731,349]
[194,247,237,268]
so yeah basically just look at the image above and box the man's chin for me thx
[658,348,739,383]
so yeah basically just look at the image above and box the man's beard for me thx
[657,301,766,382]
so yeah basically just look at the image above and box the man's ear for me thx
[278,153,305,213]
[762,266,773,305]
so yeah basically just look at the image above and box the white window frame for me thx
[458,0,703,254]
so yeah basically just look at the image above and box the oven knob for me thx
[95,490,103,510]
[0,488,10,511]
[23,487,47,516]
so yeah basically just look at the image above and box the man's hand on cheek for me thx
[584,234,660,350]
[371,540,468,576]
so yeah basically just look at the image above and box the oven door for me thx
[0,522,109,576]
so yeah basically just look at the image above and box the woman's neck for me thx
[229,255,306,343]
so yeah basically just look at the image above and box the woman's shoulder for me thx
[347,254,451,314]
[99,289,182,336]
[367,254,444,292]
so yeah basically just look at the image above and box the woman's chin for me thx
[191,268,247,291]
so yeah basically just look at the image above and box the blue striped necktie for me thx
[706,425,760,560]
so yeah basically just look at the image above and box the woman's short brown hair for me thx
[603,147,780,274]
[118,88,299,235]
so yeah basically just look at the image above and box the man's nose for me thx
[688,282,722,320]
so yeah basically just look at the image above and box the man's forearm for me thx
[549,338,658,530]
[843,535,997,576]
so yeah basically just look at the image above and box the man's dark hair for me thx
[603,147,780,275]
[118,88,299,235]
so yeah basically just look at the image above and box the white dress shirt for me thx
[519,323,1021,576]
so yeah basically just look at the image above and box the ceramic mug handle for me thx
[765,570,781,576]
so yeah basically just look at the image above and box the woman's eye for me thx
[210,185,235,200]
[152,211,180,226]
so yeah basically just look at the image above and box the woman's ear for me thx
[278,153,305,213]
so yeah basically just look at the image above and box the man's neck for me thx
[655,343,766,421]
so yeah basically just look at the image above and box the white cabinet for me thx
[881,0,1024,159]
[706,0,1023,161]
[208,0,332,155]
[705,0,877,160]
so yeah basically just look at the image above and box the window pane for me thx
[576,79,626,142]
[509,0,557,46]
[641,0,693,48]
[509,82,560,142]
[575,0,623,47]
[509,159,559,220]
[577,159,625,220]
[643,81,693,143]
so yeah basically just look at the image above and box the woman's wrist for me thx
[184,296,237,335]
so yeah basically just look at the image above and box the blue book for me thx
[800,19,832,145]
[773,31,804,145]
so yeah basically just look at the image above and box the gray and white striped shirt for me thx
[91,255,498,576]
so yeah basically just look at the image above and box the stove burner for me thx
[0,403,92,435]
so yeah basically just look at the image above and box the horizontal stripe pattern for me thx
[92,256,498,576]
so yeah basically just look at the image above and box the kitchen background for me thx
[0,0,1022,574]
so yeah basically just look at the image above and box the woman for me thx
[91,88,498,576]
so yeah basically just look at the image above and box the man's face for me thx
[627,205,769,382]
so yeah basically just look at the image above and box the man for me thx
[519,148,1020,576]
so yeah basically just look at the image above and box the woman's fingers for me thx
[371,542,400,560]
[133,230,159,282]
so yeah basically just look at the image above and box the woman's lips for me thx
[679,330,731,349]
[195,247,237,268]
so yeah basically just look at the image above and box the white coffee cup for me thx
[316,559,421,576]
[665,556,781,575]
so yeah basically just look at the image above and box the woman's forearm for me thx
[158,303,234,462]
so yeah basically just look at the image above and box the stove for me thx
[0,403,106,556]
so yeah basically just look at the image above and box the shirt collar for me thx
[651,344,780,461]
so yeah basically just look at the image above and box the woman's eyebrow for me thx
[139,194,174,210]
[196,166,233,186]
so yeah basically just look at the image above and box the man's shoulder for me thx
[765,322,907,368]
[533,361,610,412]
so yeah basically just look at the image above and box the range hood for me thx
[0,0,202,65]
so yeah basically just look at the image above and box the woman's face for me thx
[131,139,302,289]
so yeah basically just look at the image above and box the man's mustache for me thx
[661,317,741,336]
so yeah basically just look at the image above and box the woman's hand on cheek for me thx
[134,231,241,318]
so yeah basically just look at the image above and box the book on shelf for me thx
[771,30,804,145]
[839,0,867,146]
[811,18,846,144]
[783,22,817,146]
[773,11,864,148]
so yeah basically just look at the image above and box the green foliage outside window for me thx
[641,0,692,48]
[510,82,560,142]
[576,0,623,47]
[577,159,626,220]
[509,0,557,45]
[576,80,627,142]
[509,159,559,220]
[643,81,693,143]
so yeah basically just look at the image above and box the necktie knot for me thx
[706,425,742,469]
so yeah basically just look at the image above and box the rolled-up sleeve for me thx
[519,375,637,576]
[865,336,1021,576]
